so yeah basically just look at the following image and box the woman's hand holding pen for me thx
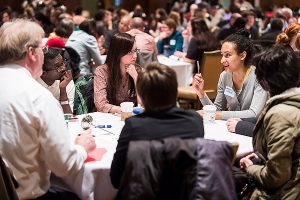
[192,73,205,98]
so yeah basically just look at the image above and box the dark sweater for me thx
[110,107,204,188]
[235,118,256,137]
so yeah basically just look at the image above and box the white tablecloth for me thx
[57,113,252,200]
[157,55,194,87]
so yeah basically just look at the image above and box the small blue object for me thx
[133,107,144,115]
[96,125,112,128]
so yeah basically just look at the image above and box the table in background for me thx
[157,55,194,87]
[59,113,252,200]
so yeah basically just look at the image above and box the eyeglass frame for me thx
[127,48,140,55]
[25,43,48,54]
[43,59,67,73]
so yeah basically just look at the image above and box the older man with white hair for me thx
[0,19,96,199]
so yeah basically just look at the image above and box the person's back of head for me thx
[276,23,300,49]
[73,6,83,16]
[55,18,73,38]
[94,9,106,21]
[168,11,180,27]
[79,19,97,38]
[270,18,284,31]
[64,46,81,80]
[130,17,144,31]
[155,8,167,22]
[191,17,210,35]
[230,17,247,32]
[254,44,300,96]
[0,19,44,65]
[137,62,178,112]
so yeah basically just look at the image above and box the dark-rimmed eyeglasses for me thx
[44,60,66,73]
[127,48,140,55]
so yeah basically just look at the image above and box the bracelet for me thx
[60,100,69,105]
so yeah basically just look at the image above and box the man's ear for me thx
[27,46,38,62]
[240,51,247,61]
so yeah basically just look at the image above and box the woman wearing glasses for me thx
[94,33,141,113]
[37,39,75,114]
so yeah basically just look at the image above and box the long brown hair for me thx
[105,32,135,105]
[191,18,220,51]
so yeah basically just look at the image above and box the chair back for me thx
[200,50,223,99]
[0,154,19,200]
[73,74,95,115]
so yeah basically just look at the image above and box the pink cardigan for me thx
[94,64,137,112]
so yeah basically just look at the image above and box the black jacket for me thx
[117,138,237,200]
[110,107,204,189]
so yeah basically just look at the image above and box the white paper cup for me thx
[120,102,134,112]
[120,102,134,120]
[203,105,217,123]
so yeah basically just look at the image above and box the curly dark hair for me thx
[254,44,300,96]
[223,28,254,66]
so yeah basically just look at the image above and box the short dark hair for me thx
[270,18,283,31]
[79,19,97,38]
[55,18,73,38]
[254,44,300,96]
[43,47,63,70]
[164,18,176,30]
[64,46,81,78]
[223,29,254,66]
[137,62,178,112]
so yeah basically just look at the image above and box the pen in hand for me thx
[197,61,200,74]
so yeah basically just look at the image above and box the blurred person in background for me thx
[0,6,11,27]
[67,19,102,75]
[175,18,220,73]
[156,18,183,56]
[276,22,300,51]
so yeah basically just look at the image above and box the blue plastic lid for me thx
[133,107,144,115]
